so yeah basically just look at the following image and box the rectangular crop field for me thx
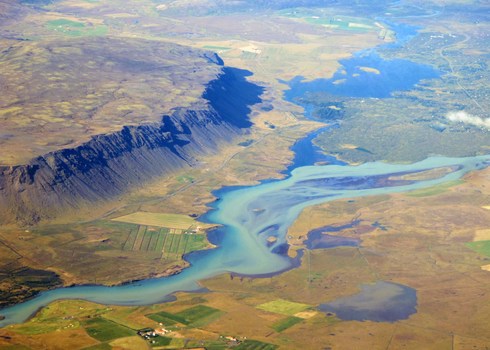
[146,312,178,325]
[168,233,182,254]
[466,240,490,257]
[235,340,278,350]
[46,19,108,37]
[199,341,228,350]
[158,233,207,258]
[146,310,187,325]
[154,230,167,252]
[112,219,209,256]
[271,316,303,332]
[141,228,160,251]
[47,19,85,28]
[203,45,231,51]
[83,343,112,350]
[132,225,146,251]
[145,229,159,251]
[146,305,227,329]
[185,234,207,251]
[112,212,214,230]
[82,317,134,342]
[163,233,176,255]
[175,234,187,253]
[257,299,310,316]
[151,336,173,346]
[174,305,224,327]
[123,229,138,250]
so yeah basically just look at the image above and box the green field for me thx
[165,233,176,254]
[466,240,490,257]
[167,338,186,348]
[132,225,147,251]
[146,311,179,325]
[160,232,207,257]
[82,317,134,342]
[155,228,168,252]
[48,19,85,28]
[146,305,224,328]
[271,316,303,332]
[257,299,310,316]
[277,9,376,32]
[185,234,207,251]
[121,224,208,257]
[406,180,462,197]
[203,45,232,51]
[176,175,195,183]
[304,16,374,32]
[235,340,278,350]
[199,341,228,350]
[175,305,224,327]
[150,336,173,346]
[46,19,108,37]
[83,343,112,350]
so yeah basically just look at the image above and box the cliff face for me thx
[0,67,263,224]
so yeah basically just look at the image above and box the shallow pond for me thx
[319,281,417,322]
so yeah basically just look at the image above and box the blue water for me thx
[305,233,360,250]
[319,281,417,322]
[283,19,438,121]
[285,126,346,173]
[380,19,420,47]
[284,51,439,102]
[304,221,361,250]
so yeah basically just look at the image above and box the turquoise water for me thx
[0,155,488,327]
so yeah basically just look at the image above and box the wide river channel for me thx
[1,153,488,326]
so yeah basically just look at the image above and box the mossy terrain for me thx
[0,256,63,309]
[466,241,490,258]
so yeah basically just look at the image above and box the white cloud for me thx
[445,110,490,130]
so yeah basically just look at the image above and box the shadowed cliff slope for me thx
[0,67,263,224]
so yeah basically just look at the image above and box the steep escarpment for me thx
[0,67,263,224]
[0,36,229,165]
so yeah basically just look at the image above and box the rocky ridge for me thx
[0,66,263,224]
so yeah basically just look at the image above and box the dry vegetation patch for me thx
[112,212,214,231]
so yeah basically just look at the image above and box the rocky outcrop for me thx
[0,67,263,224]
